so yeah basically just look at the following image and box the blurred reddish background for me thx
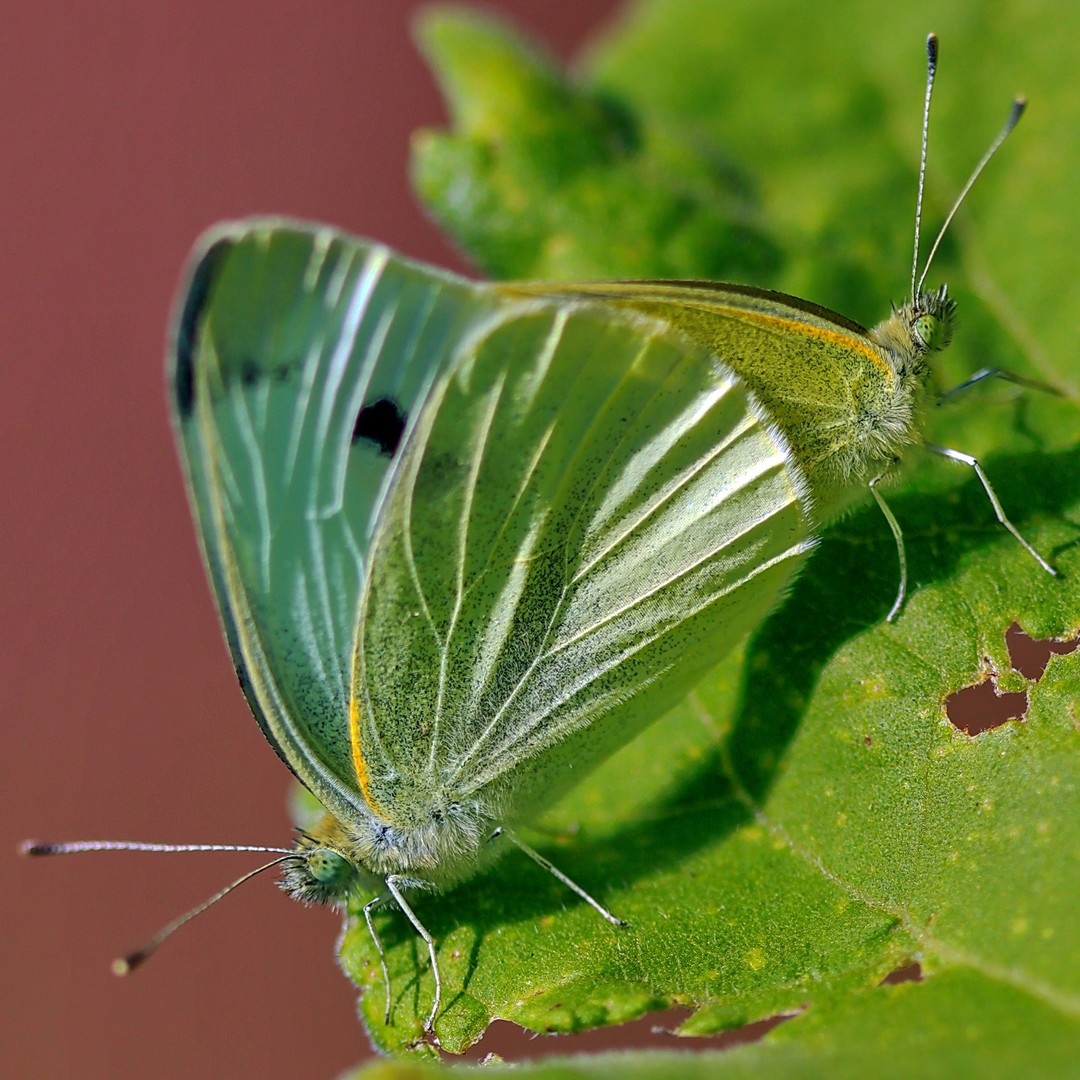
[2,4,623,1077]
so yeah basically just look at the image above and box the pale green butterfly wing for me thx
[353,297,817,827]
[168,219,506,819]
[171,218,817,841]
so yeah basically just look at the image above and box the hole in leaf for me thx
[458,1007,798,1062]
[880,961,923,985]
[946,676,1028,736]
[945,623,1078,736]
[1005,622,1079,680]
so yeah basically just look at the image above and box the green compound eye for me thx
[913,311,947,351]
[307,848,352,887]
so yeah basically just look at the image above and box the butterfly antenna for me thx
[911,33,939,306]
[19,839,294,973]
[113,855,294,973]
[915,95,1026,297]
[20,840,293,857]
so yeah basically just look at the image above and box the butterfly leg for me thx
[385,875,442,1042]
[491,827,626,927]
[937,367,1062,406]
[869,470,908,623]
[362,893,394,1024]
[925,443,1058,578]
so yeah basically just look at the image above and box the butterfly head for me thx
[871,283,956,380]
[280,823,372,907]
[907,283,956,354]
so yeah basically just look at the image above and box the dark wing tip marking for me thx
[352,397,406,457]
[174,236,237,418]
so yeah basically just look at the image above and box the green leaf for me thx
[342,502,1080,1056]
[343,968,1080,1078]
[338,0,1080,1063]
[411,5,781,281]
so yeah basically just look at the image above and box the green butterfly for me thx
[24,35,1055,1045]
[167,47,1054,1028]
[170,221,818,1035]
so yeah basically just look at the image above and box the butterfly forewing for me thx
[354,300,815,827]
[169,220,506,814]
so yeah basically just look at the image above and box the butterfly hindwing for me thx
[168,220,506,816]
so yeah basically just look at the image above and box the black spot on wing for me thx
[352,397,406,457]
[174,237,236,418]
[239,357,261,387]
[230,356,292,390]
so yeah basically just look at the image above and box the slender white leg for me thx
[925,442,1058,577]
[491,827,625,926]
[362,893,393,1024]
[869,472,908,622]
[386,876,442,1040]
[937,366,1061,406]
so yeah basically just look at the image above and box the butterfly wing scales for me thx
[355,300,815,825]
[171,220,817,837]
[169,219,504,817]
